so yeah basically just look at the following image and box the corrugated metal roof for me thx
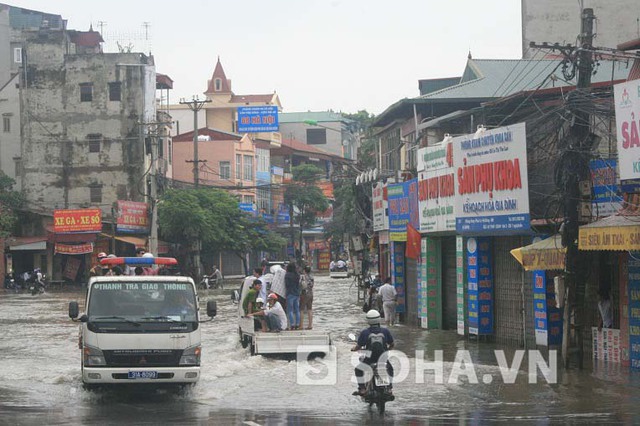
[419,59,631,101]
[279,111,351,124]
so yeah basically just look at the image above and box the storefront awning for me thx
[9,236,47,251]
[100,233,147,248]
[510,234,566,271]
[578,212,640,251]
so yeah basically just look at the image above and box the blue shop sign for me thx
[237,106,279,133]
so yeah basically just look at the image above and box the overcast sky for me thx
[9,0,522,114]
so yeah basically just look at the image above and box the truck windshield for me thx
[88,281,197,323]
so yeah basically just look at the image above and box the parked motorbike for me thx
[348,333,394,414]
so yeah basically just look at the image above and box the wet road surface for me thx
[1,275,640,424]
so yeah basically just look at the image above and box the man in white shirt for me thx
[251,292,287,332]
[598,289,613,331]
[336,259,346,269]
[378,278,397,326]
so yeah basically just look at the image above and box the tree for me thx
[284,164,330,262]
[0,172,24,238]
[324,180,358,259]
[158,187,286,276]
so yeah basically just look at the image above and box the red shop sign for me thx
[54,209,102,233]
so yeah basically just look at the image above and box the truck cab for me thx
[68,257,216,388]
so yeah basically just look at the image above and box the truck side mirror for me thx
[69,301,79,319]
[207,300,217,318]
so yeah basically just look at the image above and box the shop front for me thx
[579,209,640,369]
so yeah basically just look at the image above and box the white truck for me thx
[234,268,331,356]
[68,257,216,388]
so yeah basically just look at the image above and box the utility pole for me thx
[180,97,211,188]
[179,97,210,280]
[530,8,595,369]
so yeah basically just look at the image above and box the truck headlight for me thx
[83,345,106,366]
[179,345,201,366]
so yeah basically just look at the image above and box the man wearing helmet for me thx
[351,309,395,396]
[89,252,108,277]
[248,293,287,332]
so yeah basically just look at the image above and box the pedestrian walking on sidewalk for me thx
[378,278,397,326]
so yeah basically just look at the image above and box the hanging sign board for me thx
[614,79,640,182]
[116,201,149,234]
[418,141,456,233]
[54,209,102,233]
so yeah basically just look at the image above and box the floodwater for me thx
[1,275,639,425]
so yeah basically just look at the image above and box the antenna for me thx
[97,20,107,35]
[100,22,152,54]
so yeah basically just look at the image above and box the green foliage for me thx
[158,188,286,258]
[0,172,23,238]
[284,164,330,231]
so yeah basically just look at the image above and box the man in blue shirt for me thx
[351,309,395,396]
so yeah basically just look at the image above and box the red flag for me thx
[405,224,421,259]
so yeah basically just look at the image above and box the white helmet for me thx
[256,297,265,304]
[366,309,381,325]
[142,252,154,258]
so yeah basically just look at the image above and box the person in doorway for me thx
[285,262,301,330]
[300,266,314,330]
[351,309,395,396]
[598,288,613,331]
[378,277,397,326]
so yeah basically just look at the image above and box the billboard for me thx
[418,141,456,233]
[453,123,530,234]
[116,201,149,234]
[237,106,279,133]
[614,79,640,182]
[54,209,102,233]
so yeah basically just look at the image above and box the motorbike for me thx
[199,275,224,290]
[29,274,46,295]
[348,333,394,414]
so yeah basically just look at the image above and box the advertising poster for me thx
[391,242,406,313]
[408,178,419,230]
[533,270,548,346]
[467,237,493,335]
[423,237,441,329]
[590,159,622,218]
[388,182,410,241]
[592,327,621,364]
[628,255,640,369]
[456,236,466,336]
[55,243,94,255]
[372,182,386,232]
[116,201,149,234]
[418,238,427,326]
[614,79,640,182]
[418,141,456,233]
[453,123,530,234]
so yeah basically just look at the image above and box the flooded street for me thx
[1,275,640,425]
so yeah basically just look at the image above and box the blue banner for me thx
[590,159,622,217]
[629,255,640,369]
[391,242,406,313]
[237,106,279,133]
[533,270,548,345]
[239,203,256,215]
[388,181,410,241]
[256,171,270,184]
[467,237,493,335]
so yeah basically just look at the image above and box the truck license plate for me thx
[128,371,158,379]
